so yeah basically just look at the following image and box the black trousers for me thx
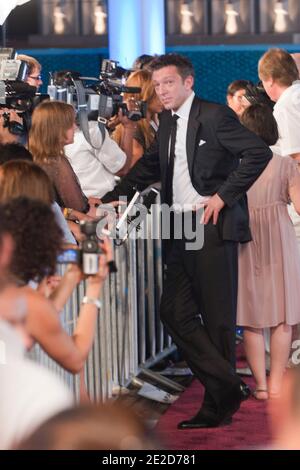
[160,218,240,409]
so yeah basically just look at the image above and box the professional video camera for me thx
[96,59,147,122]
[244,81,274,109]
[48,59,147,147]
[49,59,146,122]
[0,48,48,135]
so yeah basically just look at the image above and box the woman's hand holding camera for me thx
[61,236,113,286]
[82,236,113,310]
[45,236,113,314]
[86,236,113,288]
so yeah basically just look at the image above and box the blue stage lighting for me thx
[108,0,165,68]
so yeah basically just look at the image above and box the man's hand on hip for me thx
[202,194,225,225]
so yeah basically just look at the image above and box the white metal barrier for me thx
[31,195,176,402]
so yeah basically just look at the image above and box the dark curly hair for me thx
[240,103,279,146]
[0,197,63,284]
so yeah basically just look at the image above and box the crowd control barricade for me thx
[30,191,179,402]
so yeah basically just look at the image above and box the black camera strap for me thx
[73,79,105,151]
[97,93,111,143]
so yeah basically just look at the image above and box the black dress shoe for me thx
[240,381,251,399]
[178,382,251,430]
[219,380,251,421]
[177,411,232,429]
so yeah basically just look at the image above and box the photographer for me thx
[0,54,43,146]
[226,79,251,117]
[111,69,163,171]
[0,197,112,374]
[65,111,129,200]
[0,233,73,451]
[55,66,130,199]
[0,161,109,404]
[16,54,43,91]
[258,49,300,256]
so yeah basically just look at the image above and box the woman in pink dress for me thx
[237,104,300,400]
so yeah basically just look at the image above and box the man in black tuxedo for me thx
[102,54,272,428]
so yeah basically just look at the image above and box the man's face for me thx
[227,88,248,116]
[152,65,194,111]
[26,66,43,90]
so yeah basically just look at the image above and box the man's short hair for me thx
[53,70,81,86]
[16,54,41,75]
[258,48,299,86]
[227,80,253,96]
[150,53,195,80]
[0,143,33,166]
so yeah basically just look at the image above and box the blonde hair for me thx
[258,48,299,86]
[17,54,41,75]
[113,69,158,150]
[0,160,54,205]
[29,100,75,162]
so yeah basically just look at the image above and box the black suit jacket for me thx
[102,96,272,242]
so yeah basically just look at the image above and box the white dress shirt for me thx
[172,92,210,211]
[271,81,300,244]
[271,81,300,157]
[65,121,126,199]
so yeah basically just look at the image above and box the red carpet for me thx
[156,347,272,450]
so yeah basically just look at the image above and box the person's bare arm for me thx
[67,220,84,243]
[116,125,135,174]
[48,263,83,312]
[25,238,112,373]
[25,289,87,373]
[113,110,142,175]
[117,138,144,176]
